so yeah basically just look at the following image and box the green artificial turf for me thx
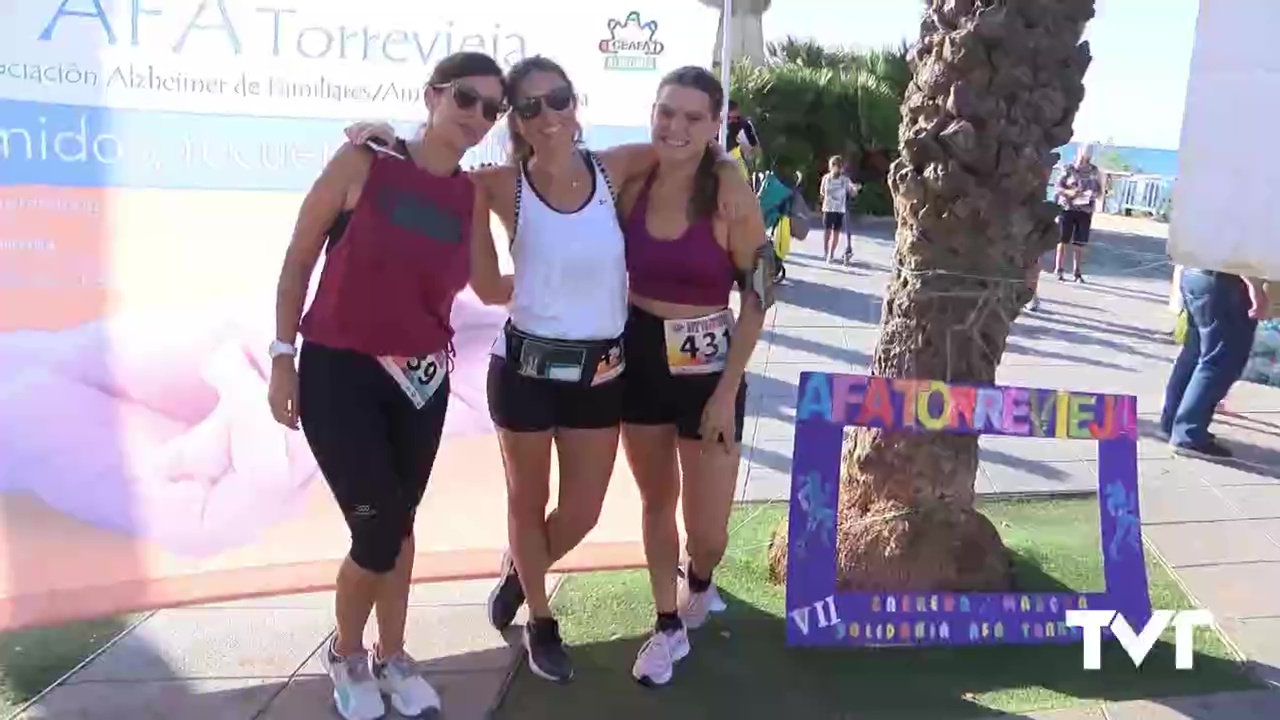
[0,615,133,717]
[496,499,1258,720]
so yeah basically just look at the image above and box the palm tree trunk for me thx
[770,0,1095,591]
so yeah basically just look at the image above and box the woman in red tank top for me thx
[264,52,511,720]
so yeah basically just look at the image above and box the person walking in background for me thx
[1053,144,1101,282]
[1160,268,1269,459]
[818,156,854,264]
[725,100,760,165]
[756,165,806,284]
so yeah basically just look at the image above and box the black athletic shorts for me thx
[486,324,625,433]
[298,341,448,538]
[1059,209,1093,246]
[823,211,844,231]
[620,305,747,442]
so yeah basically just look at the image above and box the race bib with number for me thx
[378,351,447,409]
[664,310,733,376]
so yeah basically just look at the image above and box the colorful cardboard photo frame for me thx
[785,372,1150,647]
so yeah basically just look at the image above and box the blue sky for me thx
[763,0,1197,150]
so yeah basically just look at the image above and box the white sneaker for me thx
[707,585,728,613]
[320,639,386,720]
[677,576,716,629]
[631,627,691,687]
[376,651,441,718]
[1026,294,1041,311]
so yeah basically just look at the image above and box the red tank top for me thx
[301,144,473,358]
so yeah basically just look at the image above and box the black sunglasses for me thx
[512,85,576,121]
[432,82,507,122]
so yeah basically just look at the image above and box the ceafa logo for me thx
[598,11,665,71]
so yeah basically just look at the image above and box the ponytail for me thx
[689,145,720,221]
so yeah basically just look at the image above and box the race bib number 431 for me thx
[378,351,447,409]
[664,310,733,376]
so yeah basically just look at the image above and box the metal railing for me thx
[1105,174,1173,220]
[1046,167,1174,222]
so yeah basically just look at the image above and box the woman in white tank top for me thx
[345,56,747,683]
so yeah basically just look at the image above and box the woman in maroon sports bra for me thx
[265,52,512,720]
[619,66,770,687]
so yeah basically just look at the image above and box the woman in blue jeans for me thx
[1160,268,1268,458]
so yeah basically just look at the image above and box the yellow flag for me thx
[729,146,750,180]
[773,215,792,259]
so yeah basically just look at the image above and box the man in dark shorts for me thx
[1053,144,1102,282]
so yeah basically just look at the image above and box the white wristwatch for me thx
[268,339,297,359]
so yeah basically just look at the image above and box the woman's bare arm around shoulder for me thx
[274,143,372,344]
[595,144,658,191]
[470,164,520,234]
[468,166,513,304]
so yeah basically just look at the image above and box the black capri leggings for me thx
[298,341,449,574]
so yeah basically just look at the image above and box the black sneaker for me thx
[525,618,573,683]
[1172,440,1233,460]
[487,550,525,631]
[1073,270,1084,283]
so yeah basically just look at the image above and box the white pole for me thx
[719,0,733,149]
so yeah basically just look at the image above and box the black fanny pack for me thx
[504,322,625,386]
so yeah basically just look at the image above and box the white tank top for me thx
[500,151,628,346]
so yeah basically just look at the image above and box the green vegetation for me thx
[732,37,912,216]
[0,616,134,716]
[497,500,1256,720]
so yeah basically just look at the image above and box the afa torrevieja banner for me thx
[0,0,716,630]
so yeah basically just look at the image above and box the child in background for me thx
[819,156,855,264]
